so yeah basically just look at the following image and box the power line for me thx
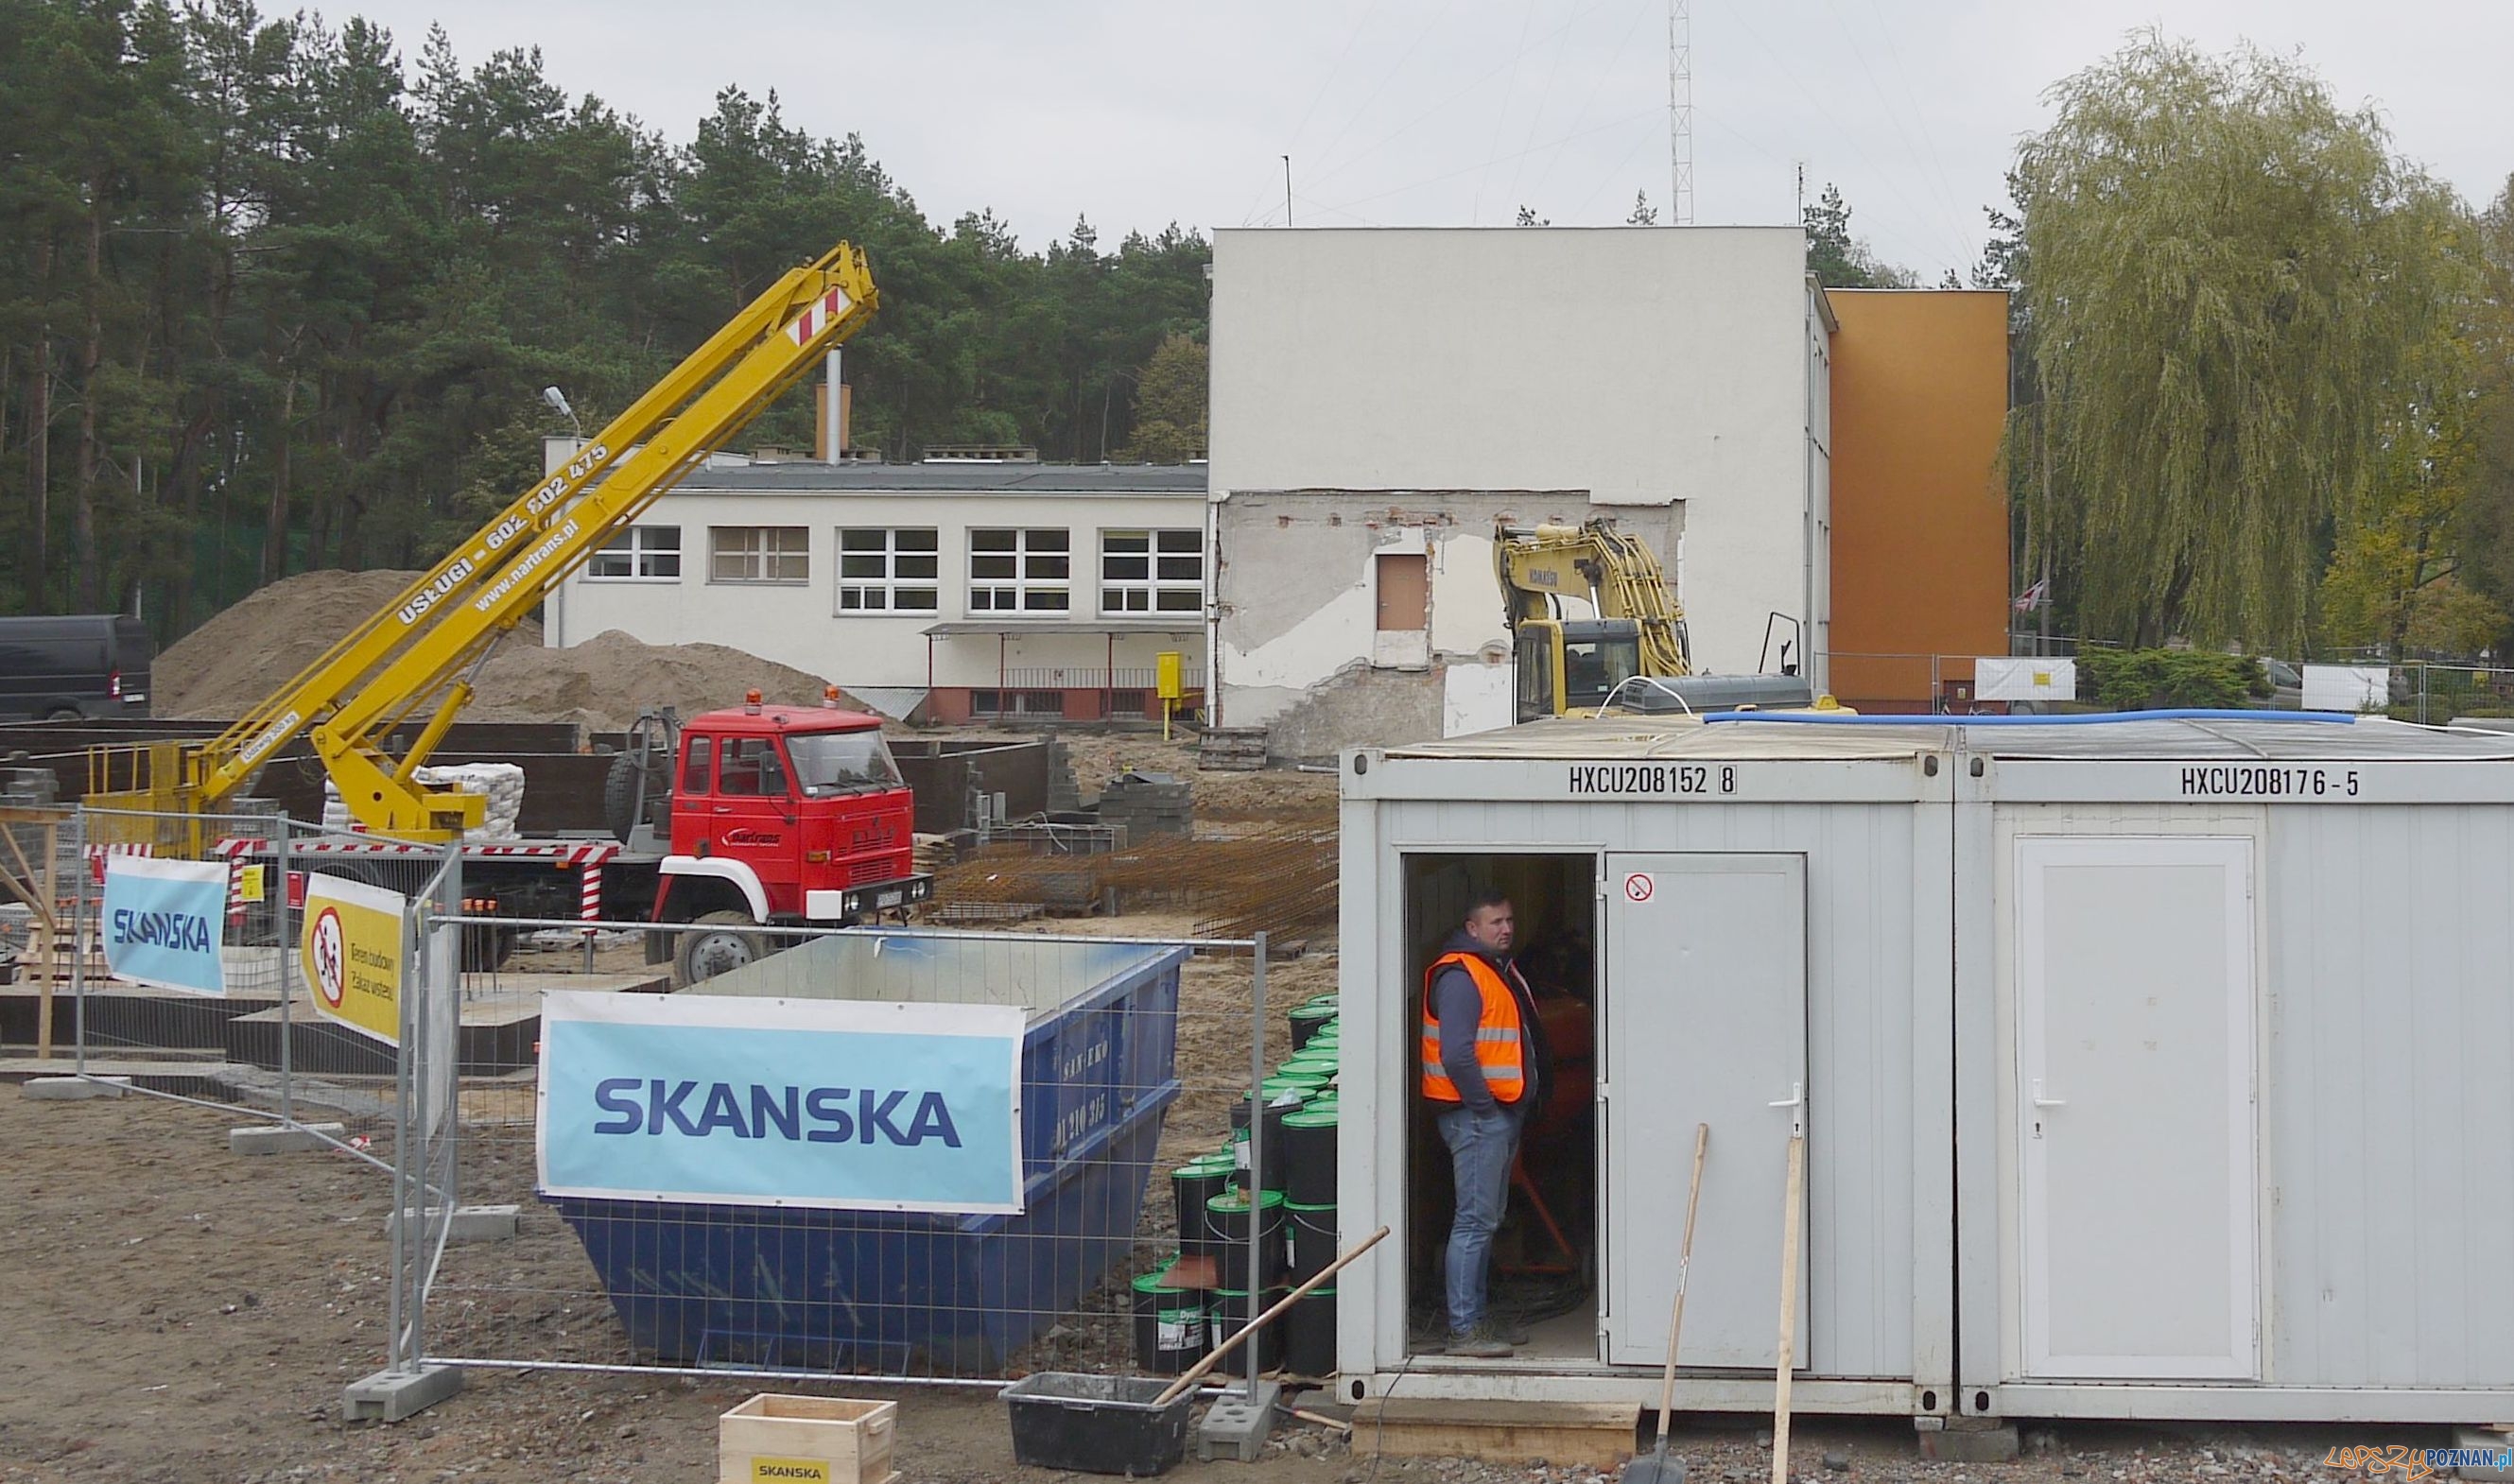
[1475,0,1544,224]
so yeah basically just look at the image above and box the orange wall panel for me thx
[1827,290,2011,709]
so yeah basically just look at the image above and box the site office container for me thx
[1953,716,2514,1425]
[1339,714,2514,1429]
[1335,718,1959,1419]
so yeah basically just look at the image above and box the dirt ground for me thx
[0,1086,2447,1484]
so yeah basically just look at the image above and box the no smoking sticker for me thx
[1622,873,1655,903]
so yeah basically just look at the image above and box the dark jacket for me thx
[1429,927,1548,1115]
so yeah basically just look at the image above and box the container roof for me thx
[1383,714,2514,763]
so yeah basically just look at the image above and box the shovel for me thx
[1621,1122,1708,1484]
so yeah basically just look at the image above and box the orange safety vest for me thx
[1420,952,1528,1104]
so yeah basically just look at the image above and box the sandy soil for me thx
[0,1063,2440,1484]
[156,569,868,732]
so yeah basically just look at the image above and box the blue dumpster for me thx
[546,933,1187,1372]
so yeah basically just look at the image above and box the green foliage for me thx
[1125,334,1205,464]
[1801,181,1916,288]
[2075,649,2273,711]
[2015,32,2472,651]
[0,3,1211,635]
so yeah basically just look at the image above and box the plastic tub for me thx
[1001,1372,1191,1475]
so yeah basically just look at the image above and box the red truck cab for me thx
[656,697,932,981]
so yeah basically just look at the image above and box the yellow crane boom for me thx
[93,242,878,841]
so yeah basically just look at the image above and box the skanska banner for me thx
[100,855,230,996]
[536,990,1027,1215]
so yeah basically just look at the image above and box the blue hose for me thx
[1699,707,2361,726]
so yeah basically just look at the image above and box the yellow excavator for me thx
[1495,518,1843,721]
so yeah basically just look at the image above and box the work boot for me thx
[1445,1322,1513,1358]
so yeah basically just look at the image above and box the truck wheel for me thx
[672,909,766,989]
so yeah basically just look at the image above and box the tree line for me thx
[1809,34,2514,660]
[0,0,1211,635]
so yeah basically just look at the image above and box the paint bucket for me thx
[1286,1201,1338,1286]
[1171,1154,1236,1260]
[1280,1107,1339,1207]
[1231,1087,1307,1192]
[1205,1187,1289,1292]
[1288,996,1339,1051]
[1211,1286,1289,1375]
[1285,1286,1337,1377]
[1132,1262,1211,1375]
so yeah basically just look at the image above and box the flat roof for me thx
[1382,714,2514,764]
[674,462,1206,495]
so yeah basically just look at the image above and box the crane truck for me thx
[83,241,928,986]
[1494,518,1839,721]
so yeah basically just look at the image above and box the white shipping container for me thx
[1336,713,2514,1427]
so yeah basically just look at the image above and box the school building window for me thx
[1101,528,1204,614]
[584,525,681,580]
[837,527,940,613]
[969,527,1070,613]
[709,526,809,584]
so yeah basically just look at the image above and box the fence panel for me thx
[51,807,454,1167]
[423,919,1317,1394]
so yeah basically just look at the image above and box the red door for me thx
[707,735,803,915]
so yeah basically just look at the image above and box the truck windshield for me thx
[786,730,903,796]
[1562,635,1642,709]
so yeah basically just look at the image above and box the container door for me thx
[1601,853,1807,1369]
[2016,836,2258,1379]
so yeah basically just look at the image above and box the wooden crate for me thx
[718,1394,898,1484]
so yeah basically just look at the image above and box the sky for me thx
[338,1,2512,281]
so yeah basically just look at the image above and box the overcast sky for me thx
[344,1,2511,281]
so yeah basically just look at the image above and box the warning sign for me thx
[300,873,407,1045]
[1622,872,1655,903]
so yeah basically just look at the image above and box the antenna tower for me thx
[1667,0,1693,224]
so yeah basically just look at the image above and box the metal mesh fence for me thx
[48,807,459,1168]
[423,920,1337,1393]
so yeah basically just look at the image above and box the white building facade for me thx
[1206,227,1832,753]
[546,457,1208,722]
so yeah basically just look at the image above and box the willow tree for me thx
[2017,34,2470,648]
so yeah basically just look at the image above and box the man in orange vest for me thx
[1421,890,1547,1356]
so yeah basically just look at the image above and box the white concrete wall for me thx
[1209,227,1822,730]
[547,487,1206,694]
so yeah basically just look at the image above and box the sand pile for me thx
[160,568,872,732]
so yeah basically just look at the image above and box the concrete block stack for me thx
[1045,737,1089,815]
[1098,770,1192,840]
[1196,728,1268,772]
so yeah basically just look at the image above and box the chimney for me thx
[815,350,851,461]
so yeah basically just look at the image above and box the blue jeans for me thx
[1436,1102,1523,1336]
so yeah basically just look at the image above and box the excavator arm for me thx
[1493,520,1690,679]
[97,243,878,840]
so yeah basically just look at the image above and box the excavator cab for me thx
[1516,618,1650,721]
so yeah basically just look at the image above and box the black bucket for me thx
[1205,1187,1289,1292]
[1280,1107,1338,1207]
[1211,1286,1288,1375]
[1229,1091,1300,1193]
[1287,996,1338,1052]
[1131,1263,1210,1375]
[1170,1156,1234,1256]
[1285,1286,1337,1376]
[1286,1201,1337,1286]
